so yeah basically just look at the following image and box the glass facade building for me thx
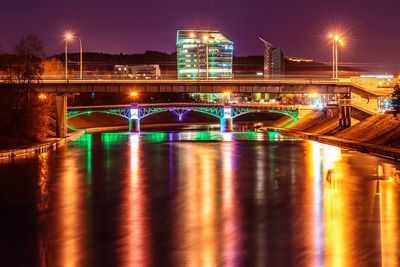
[176,30,233,79]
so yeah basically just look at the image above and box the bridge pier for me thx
[129,119,140,132]
[339,96,351,128]
[220,118,233,132]
[129,106,140,132]
[55,94,67,138]
[220,106,233,132]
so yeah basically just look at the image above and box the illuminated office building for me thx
[176,30,233,79]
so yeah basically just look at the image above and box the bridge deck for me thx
[67,103,302,111]
[0,78,392,96]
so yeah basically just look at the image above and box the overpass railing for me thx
[39,73,339,81]
[67,102,305,111]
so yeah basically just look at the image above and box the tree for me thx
[0,35,51,147]
[42,58,64,77]
[390,84,400,118]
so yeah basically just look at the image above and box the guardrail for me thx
[67,103,305,111]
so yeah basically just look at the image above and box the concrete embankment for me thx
[0,131,85,160]
[334,114,400,147]
[266,127,400,161]
[274,109,341,135]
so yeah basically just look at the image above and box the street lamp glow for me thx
[328,33,346,79]
[130,91,138,97]
[64,32,84,80]
[224,91,231,103]
[38,93,47,100]
[65,33,73,40]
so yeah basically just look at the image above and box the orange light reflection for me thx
[59,153,84,267]
[222,142,240,267]
[121,134,150,266]
[178,145,218,266]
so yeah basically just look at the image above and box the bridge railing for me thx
[35,73,344,84]
[67,102,304,111]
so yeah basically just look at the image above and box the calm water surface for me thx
[0,131,400,267]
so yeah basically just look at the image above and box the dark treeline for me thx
[51,51,265,74]
[1,46,366,77]
[0,35,52,148]
[53,51,178,73]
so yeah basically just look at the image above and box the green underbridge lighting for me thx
[66,106,299,129]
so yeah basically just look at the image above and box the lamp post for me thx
[130,91,138,103]
[224,91,231,104]
[64,33,83,80]
[328,33,345,79]
[65,34,71,80]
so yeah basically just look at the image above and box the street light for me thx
[130,91,138,103]
[328,33,345,79]
[64,32,83,80]
[38,93,47,101]
[130,91,138,97]
[224,91,231,103]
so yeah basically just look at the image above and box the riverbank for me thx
[0,131,85,160]
[266,127,400,161]
[334,114,400,147]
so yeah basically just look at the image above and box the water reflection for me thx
[58,148,85,267]
[1,131,400,266]
[221,142,241,266]
[254,145,266,266]
[37,152,49,212]
[378,163,400,266]
[120,133,150,266]
[177,143,219,266]
[312,142,347,267]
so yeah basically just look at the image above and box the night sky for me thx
[1,0,399,68]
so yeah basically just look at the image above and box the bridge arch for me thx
[67,110,130,120]
[139,107,223,120]
[232,109,298,120]
[232,109,299,128]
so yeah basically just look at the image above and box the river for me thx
[0,130,399,266]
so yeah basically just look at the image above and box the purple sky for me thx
[1,0,399,68]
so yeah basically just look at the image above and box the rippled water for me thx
[0,131,400,267]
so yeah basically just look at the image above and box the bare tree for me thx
[42,58,64,77]
[0,35,51,147]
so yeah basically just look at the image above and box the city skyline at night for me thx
[1,0,400,69]
[2,1,400,266]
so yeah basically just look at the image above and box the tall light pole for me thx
[64,33,83,80]
[65,34,72,80]
[328,33,345,79]
[259,37,274,79]
[78,37,83,80]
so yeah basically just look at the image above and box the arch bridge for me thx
[66,103,300,132]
